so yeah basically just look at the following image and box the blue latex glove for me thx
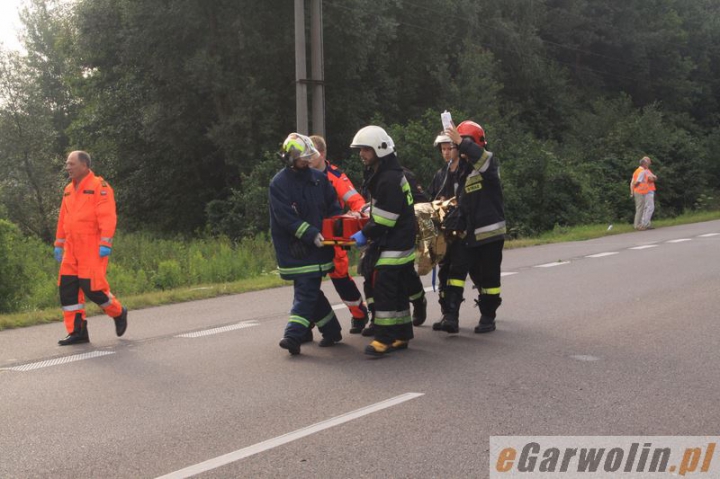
[54,247,63,262]
[99,246,112,257]
[350,230,367,247]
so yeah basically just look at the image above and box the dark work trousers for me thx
[465,238,504,318]
[284,276,341,341]
[438,236,471,310]
[368,264,416,345]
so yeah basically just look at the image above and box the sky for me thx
[0,0,24,52]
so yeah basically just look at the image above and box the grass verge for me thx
[2,210,718,331]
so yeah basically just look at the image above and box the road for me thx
[1,221,719,478]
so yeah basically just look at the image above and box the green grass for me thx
[2,209,718,331]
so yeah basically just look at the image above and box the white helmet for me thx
[350,125,395,158]
[281,133,318,165]
[433,133,453,147]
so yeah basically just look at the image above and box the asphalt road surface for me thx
[1,221,719,479]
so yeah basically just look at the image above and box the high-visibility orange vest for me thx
[55,171,117,248]
[632,167,651,195]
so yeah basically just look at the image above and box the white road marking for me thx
[331,304,346,311]
[570,355,601,362]
[501,272,518,277]
[175,321,259,338]
[424,286,435,293]
[155,392,425,479]
[667,238,692,243]
[699,233,719,237]
[534,261,570,268]
[630,245,658,250]
[585,252,619,258]
[1,351,115,372]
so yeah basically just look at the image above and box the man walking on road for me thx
[270,133,343,355]
[349,126,417,356]
[54,151,127,345]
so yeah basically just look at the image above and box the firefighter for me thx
[439,121,505,334]
[427,132,473,331]
[54,151,127,345]
[308,135,370,334]
[270,133,343,355]
[349,126,417,356]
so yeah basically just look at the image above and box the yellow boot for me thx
[364,340,392,357]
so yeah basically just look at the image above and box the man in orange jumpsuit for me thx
[309,135,370,334]
[54,150,128,345]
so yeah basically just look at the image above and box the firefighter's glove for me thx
[350,231,367,247]
[314,233,325,248]
[54,247,63,262]
[99,246,112,258]
[289,237,310,259]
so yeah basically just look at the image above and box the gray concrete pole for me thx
[310,0,325,137]
[294,0,308,134]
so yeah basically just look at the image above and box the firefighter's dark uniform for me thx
[360,153,417,347]
[269,164,342,352]
[427,158,473,327]
[452,139,505,332]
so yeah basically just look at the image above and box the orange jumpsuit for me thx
[55,171,124,333]
[324,162,368,321]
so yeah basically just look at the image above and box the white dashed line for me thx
[585,252,619,258]
[698,233,719,237]
[155,392,425,479]
[501,272,518,277]
[175,321,259,338]
[1,351,115,372]
[667,238,692,243]
[570,355,601,362]
[534,261,570,268]
[630,245,658,250]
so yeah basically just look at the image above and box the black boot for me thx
[474,294,501,334]
[411,295,427,326]
[361,321,376,337]
[319,332,342,347]
[279,337,301,355]
[59,314,89,346]
[349,314,368,334]
[437,289,463,334]
[113,307,128,337]
[432,294,448,331]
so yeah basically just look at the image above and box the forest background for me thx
[1,0,719,316]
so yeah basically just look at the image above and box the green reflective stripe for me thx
[481,287,501,295]
[315,310,335,328]
[295,222,310,239]
[377,248,415,266]
[448,279,466,288]
[289,315,311,328]
[372,214,397,227]
[408,291,424,301]
[371,205,399,228]
[278,261,334,276]
[367,297,374,305]
[375,309,412,326]
[401,177,414,206]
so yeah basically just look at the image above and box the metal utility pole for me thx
[294,0,325,136]
[310,0,325,138]
[294,0,308,135]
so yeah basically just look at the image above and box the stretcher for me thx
[321,214,368,246]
